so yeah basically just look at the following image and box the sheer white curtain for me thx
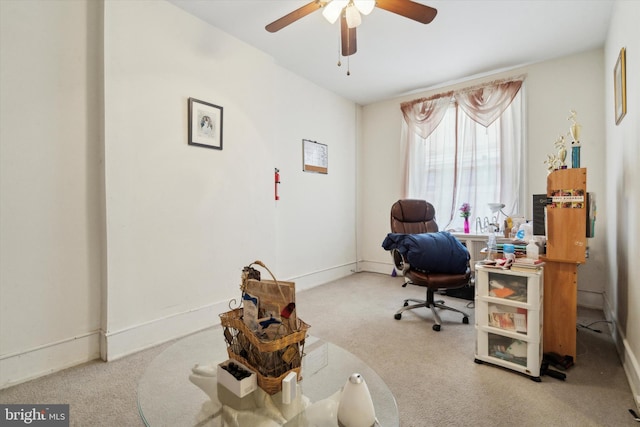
[400,93,454,200]
[401,79,525,232]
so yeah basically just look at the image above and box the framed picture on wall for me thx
[614,47,626,125]
[188,97,223,150]
[302,139,328,174]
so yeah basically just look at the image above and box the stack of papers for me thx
[511,259,544,273]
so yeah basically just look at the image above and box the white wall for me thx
[0,0,357,387]
[101,0,357,358]
[604,0,640,409]
[0,0,103,388]
[358,49,607,309]
[526,50,607,309]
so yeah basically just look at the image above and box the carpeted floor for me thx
[1,272,637,426]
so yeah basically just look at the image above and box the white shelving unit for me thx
[474,265,544,381]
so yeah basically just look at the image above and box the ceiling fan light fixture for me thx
[353,0,375,15]
[345,4,362,28]
[266,0,439,71]
[322,0,348,24]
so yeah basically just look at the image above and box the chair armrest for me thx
[391,249,411,275]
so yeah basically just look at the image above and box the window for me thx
[400,79,525,232]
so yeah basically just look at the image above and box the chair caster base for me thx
[394,313,402,320]
[463,316,469,324]
[432,324,441,331]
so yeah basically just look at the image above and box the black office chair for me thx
[383,199,471,331]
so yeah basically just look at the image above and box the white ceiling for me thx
[168,0,614,105]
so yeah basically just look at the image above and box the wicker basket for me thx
[220,307,309,395]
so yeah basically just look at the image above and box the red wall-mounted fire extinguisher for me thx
[274,168,280,201]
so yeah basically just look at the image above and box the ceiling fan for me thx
[265,0,438,57]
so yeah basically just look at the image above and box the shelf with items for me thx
[476,330,542,375]
[479,301,538,336]
[476,266,542,306]
[474,265,544,381]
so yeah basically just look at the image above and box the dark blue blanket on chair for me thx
[382,231,469,274]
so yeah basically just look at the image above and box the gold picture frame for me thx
[614,47,627,125]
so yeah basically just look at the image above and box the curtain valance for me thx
[401,77,524,138]
[400,92,453,139]
[454,80,522,127]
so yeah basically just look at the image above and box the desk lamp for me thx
[488,203,510,233]
[488,203,507,221]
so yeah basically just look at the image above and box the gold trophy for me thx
[554,135,567,169]
[568,110,581,168]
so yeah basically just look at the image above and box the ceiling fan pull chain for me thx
[345,22,350,75]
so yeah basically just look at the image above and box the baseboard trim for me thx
[2,265,359,388]
[603,292,640,411]
[0,332,101,389]
[102,264,358,361]
[356,260,394,276]
[101,301,227,362]
[577,289,604,310]
[285,262,357,291]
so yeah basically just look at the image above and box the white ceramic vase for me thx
[337,373,376,427]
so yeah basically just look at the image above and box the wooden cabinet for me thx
[543,168,587,359]
[474,265,544,381]
[545,168,587,262]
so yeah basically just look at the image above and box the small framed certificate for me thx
[302,139,328,174]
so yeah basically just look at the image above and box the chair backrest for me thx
[390,199,439,234]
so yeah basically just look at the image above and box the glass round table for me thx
[137,328,398,426]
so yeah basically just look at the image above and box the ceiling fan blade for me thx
[340,15,357,56]
[375,0,438,24]
[265,1,327,33]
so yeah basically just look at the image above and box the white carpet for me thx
[0,272,636,426]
